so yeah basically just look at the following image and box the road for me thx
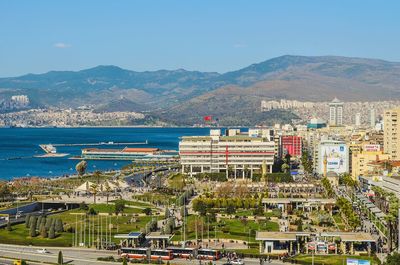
[0,244,287,265]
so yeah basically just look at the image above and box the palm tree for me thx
[104,182,112,205]
[90,183,98,204]
[93,171,101,184]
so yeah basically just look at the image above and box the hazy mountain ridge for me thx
[1,55,400,125]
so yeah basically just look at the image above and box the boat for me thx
[39,144,57,154]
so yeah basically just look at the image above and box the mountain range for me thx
[1,55,400,125]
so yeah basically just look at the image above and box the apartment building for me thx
[351,145,389,179]
[384,108,400,160]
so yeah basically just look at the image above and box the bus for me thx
[197,249,221,260]
[150,249,173,260]
[166,247,196,259]
[120,248,148,260]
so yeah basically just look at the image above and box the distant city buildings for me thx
[0,108,144,127]
[11,95,29,105]
[260,99,315,111]
[307,118,327,129]
[355,113,361,127]
[370,108,376,128]
[261,99,400,127]
[0,94,30,112]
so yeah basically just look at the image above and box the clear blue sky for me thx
[1,0,399,77]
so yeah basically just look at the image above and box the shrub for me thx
[48,224,55,239]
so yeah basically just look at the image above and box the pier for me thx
[41,140,148,147]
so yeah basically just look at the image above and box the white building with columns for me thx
[179,128,275,178]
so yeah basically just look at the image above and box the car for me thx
[231,259,245,265]
[36,248,49,254]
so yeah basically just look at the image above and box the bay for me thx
[0,127,210,180]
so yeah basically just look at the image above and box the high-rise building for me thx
[329,98,344,126]
[355,113,361,127]
[384,108,400,159]
[370,108,376,128]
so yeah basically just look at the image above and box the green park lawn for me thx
[88,203,150,214]
[292,254,380,265]
[0,207,162,247]
[120,200,156,208]
[53,208,158,235]
[0,223,73,247]
[172,215,278,242]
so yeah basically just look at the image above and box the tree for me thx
[104,182,112,205]
[93,170,101,184]
[285,153,291,164]
[75,160,88,176]
[192,199,207,216]
[115,200,125,215]
[142,208,152,216]
[58,251,63,265]
[180,206,187,218]
[29,216,37,237]
[385,252,400,265]
[55,219,64,232]
[165,207,170,219]
[226,205,236,215]
[281,163,290,174]
[48,224,55,239]
[40,224,48,238]
[45,218,53,230]
[296,219,303,232]
[122,256,128,265]
[6,221,12,231]
[30,222,37,237]
[79,201,89,210]
[90,183,98,204]
[0,183,13,202]
[25,214,31,228]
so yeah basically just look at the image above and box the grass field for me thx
[172,215,278,242]
[292,254,380,265]
[0,223,73,247]
[88,203,152,214]
[0,206,163,247]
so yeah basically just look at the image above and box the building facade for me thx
[329,98,344,126]
[280,135,302,158]
[179,129,275,178]
[384,108,400,160]
[351,145,389,180]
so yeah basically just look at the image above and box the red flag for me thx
[204,115,212,121]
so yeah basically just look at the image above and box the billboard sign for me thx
[346,259,370,265]
[363,144,380,152]
[320,143,348,174]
